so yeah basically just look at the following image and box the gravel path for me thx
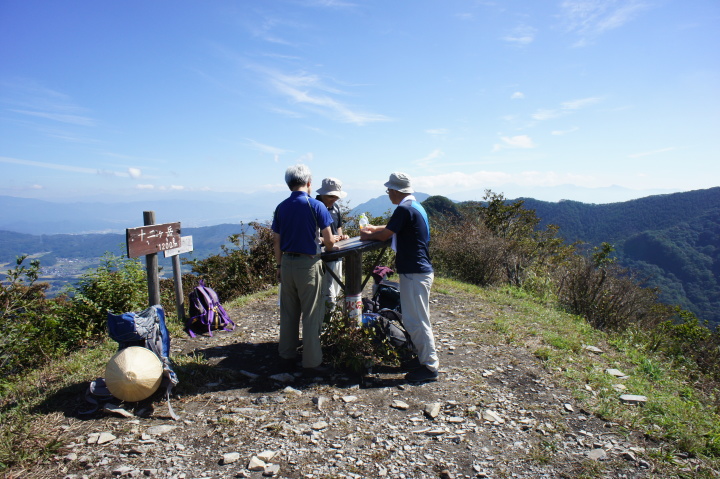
[30,287,698,478]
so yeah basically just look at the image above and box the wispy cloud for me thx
[0,156,134,178]
[551,126,580,135]
[2,81,96,126]
[425,128,449,137]
[245,138,291,162]
[502,25,536,45]
[260,68,391,125]
[416,149,445,168]
[9,109,96,126]
[560,0,650,43]
[532,96,601,120]
[628,147,676,158]
[511,92,525,100]
[493,135,536,151]
[411,170,597,191]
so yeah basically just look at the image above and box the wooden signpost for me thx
[164,236,194,321]
[126,212,182,308]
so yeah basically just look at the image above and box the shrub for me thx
[321,306,399,373]
[555,253,670,331]
[431,217,509,286]
[0,253,148,380]
[70,252,148,335]
[186,222,276,302]
[0,256,67,378]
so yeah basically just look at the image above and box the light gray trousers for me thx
[279,254,324,368]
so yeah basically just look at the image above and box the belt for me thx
[283,252,317,258]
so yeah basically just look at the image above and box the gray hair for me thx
[285,164,312,189]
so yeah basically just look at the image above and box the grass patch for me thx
[434,278,720,470]
[0,288,273,474]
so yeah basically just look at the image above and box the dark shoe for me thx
[404,366,438,383]
[302,364,335,378]
[400,356,421,370]
[280,357,299,372]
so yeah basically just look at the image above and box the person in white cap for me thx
[316,177,350,308]
[360,172,439,382]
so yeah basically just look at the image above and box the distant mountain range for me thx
[2,187,718,326]
[517,187,720,326]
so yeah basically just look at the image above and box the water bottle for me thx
[358,213,369,229]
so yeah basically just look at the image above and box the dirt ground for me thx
[23,286,711,478]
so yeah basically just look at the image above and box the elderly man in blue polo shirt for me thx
[360,172,439,382]
[272,165,335,375]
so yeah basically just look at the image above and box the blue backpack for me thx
[83,305,179,419]
[185,279,235,337]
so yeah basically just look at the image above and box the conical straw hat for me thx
[105,346,163,402]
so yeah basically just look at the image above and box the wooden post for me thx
[171,254,184,322]
[144,211,161,306]
[343,249,363,322]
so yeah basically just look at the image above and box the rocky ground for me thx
[24,287,710,478]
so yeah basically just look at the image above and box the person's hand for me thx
[276,268,282,282]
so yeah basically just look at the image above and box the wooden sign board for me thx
[163,235,193,258]
[126,222,182,258]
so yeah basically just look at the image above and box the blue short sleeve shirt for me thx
[386,200,433,274]
[272,191,333,255]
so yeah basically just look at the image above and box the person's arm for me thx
[320,226,336,250]
[360,225,394,242]
[273,233,282,281]
[336,227,348,241]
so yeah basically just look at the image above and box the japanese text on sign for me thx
[126,222,182,258]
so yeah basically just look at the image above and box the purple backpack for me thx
[185,280,235,337]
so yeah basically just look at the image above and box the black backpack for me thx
[364,308,415,360]
[374,282,401,312]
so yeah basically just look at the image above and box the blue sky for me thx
[1,0,718,207]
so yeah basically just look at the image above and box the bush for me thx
[0,253,148,380]
[321,306,399,373]
[555,253,670,331]
[70,252,148,335]
[186,222,276,302]
[431,217,509,286]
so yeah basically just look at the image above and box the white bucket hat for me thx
[105,346,163,402]
[384,172,414,193]
[316,177,348,198]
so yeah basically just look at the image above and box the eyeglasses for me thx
[385,189,392,194]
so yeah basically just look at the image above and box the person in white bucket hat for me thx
[360,172,439,382]
[316,177,349,308]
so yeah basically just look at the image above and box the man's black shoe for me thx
[400,356,421,370]
[404,366,438,383]
[302,364,334,378]
[279,357,299,372]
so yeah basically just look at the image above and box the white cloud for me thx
[502,25,536,45]
[416,149,445,168]
[561,97,601,110]
[262,68,391,125]
[245,138,290,162]
[425,128,448,137]
[128,167,142,179]
[551,126,579,135]
[136,184,155,190]
[560,0,649,41]
[532,97,602,121]
[627,147,677,158]
[532,109,564,121]
[511,92,525,100]
[411,170,597,191]
[493,135,536,151]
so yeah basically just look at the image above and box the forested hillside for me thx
[520,187,720,326]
